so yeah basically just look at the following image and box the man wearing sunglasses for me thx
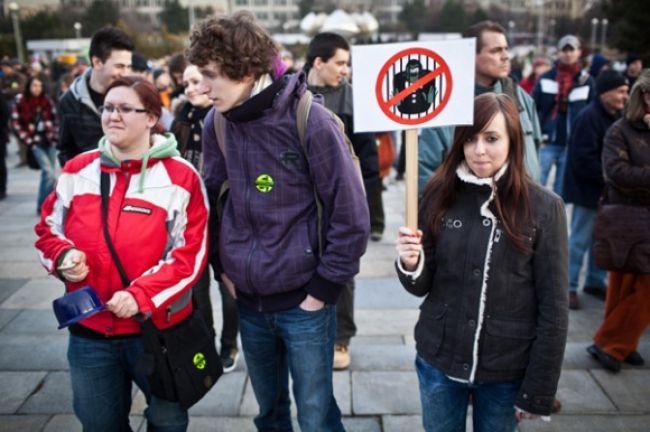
[57,26,133,166]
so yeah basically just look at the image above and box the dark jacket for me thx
[397,163,569,416]
[562,98,619,208]
[307,79,379,192]
[202,72,369,313]
[57,68,104,166]
[533,65,595,147]
[602,118,650,206]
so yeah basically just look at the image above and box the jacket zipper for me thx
[242,135,261,311]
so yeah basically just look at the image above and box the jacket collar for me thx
[70,68,99,115]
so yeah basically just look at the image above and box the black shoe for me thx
[587,344,621,372]
[583,285,606,301]
[220,347,239,373]
[624,351,645,366]
[569,292,580,310]
[370,231,383,242]
[0,191,6,200]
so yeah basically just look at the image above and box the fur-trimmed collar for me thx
[455,161,509,186]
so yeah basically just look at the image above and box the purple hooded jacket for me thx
[202,72,369,312]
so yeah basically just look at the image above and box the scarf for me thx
[555,62,581,114]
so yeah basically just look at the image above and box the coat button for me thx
[482,218,491,227]
[468,319,475,327]
[473,268,481,277]
[523,393,529,399]
[462,363,469,370]
[305,248,312,255]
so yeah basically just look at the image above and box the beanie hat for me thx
[626,53,642,66]
[596,69,628,95]
[589,54,610,78]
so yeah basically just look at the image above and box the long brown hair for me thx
[421,93,532,252]
[624,69,650,123]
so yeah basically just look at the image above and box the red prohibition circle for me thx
[375,47,453,126]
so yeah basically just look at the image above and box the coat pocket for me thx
[480,318,536,371]
[415,301,447,358]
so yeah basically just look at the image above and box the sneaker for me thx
[333,344,351,370]
[220,347,239,373]
[624,351,645,366]
[370,231,383,242]
[583,285,606,301]
[587,344,621,372]
[569,292,580,310]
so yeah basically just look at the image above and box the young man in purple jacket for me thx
[188,12,369,431]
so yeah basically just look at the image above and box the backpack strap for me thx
[212,110,230,223]
[296,90,325,257]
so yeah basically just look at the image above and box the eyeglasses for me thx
[99,104,148,115]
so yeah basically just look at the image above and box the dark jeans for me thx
[238,303,344,432]
[0,136,6,196]
[67,334,188,432]
[416,355,520,432]
[218,281,239,352]
[366,177,385,234]
[336,280,356,346]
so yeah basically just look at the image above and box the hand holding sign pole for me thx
[352,39,475,230]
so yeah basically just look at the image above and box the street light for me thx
[188,0,196,31]
[73,22,82,39]
[8,2,25,64]
[536,0,545,52]
[549,19,556,46]
[590,18,599,51]
[601,18,609,50]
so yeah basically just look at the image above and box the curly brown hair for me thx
[187,11,278,81]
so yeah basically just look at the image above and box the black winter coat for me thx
[562,99,619,208]
[397,164,569,416]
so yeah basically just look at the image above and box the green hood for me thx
[99,132,180,193]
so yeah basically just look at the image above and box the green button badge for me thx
[255,174,274,193]
[193,352,206,370]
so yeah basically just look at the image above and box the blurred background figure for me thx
[589,70,650,372]
[624,54,644,87]
[131,52,153,83]
[520,57,551,95]
[10,76,59,214]
[588,53,611,79]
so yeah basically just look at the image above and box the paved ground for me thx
[0,139,648,431]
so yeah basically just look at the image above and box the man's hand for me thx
[106,291,139,318]
[221,273,237,299]
[299,294,324,312]
[58,249,89,282]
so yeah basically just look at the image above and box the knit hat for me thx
[626,53,642,66]
[558,35,580,50]
[596,69,628,95]
[131,52,150,73]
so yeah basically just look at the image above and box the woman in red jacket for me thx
[35,76,208,431]
[11,76,58,213]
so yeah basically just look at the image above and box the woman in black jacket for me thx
[396,93,568,431]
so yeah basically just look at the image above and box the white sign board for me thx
[352,39,476,133]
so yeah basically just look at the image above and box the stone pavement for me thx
[0,139,648,432]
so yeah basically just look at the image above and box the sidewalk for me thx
[0,139,648,432]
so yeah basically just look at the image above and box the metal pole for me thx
[74,22,82,39]
[536,0,545,52]
[590,18,599,51]
[601,18,608,50]
[188,0,196,31]
[9,2,25,64]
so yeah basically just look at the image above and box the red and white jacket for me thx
[35,138,209,335]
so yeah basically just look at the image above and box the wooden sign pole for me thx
[404,129,418,231]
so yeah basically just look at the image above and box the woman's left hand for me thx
[106,291,140,318]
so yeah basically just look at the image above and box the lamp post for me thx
[508,20,515,46]
[188,0,196,31]
[8,2,25,64]
[73,22,82,39]
[536,0,545,52]
[549,18,556,46]
[590,18,599,51]
[601,18,608,50]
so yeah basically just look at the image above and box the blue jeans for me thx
[569,205,607,293]
[68,334,188,432]
[539,144,566,195]
[238,303,343,432]
[31,145,57,212]
[416,355,519,432]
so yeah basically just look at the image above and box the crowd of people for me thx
[0,9,646,432]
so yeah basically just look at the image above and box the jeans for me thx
[238,303,344,432]
[569,205,607,293]
[31,144,57,213]
[416,355,520,432]
[336,280,356,346]
[539,144,566,195]
[68,334,188,432]
[218,281,240,352]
